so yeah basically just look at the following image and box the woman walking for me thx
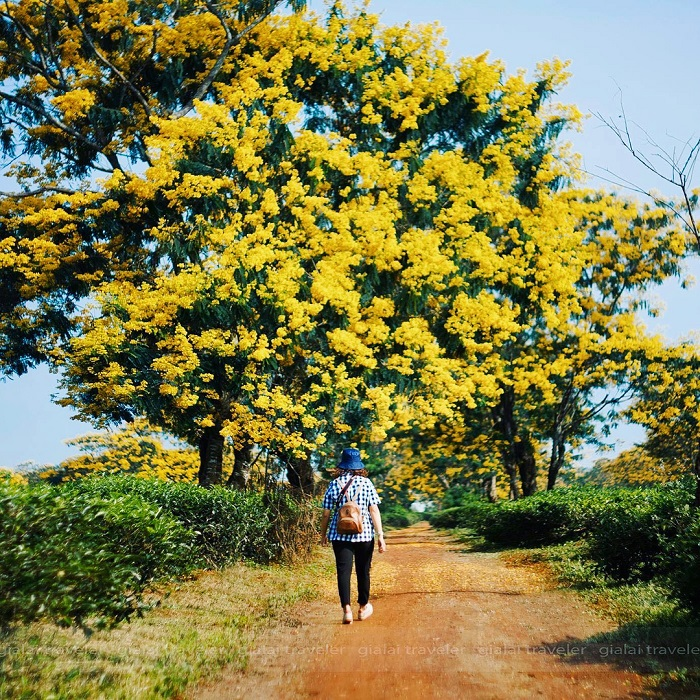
[320,447,386,624]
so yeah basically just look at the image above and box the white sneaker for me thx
[358,603,373,621]
[343,609,353,624]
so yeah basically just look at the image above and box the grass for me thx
[0,551,336,700]
[506,541,693,626]
[502,539,700,698]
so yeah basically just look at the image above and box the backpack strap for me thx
[334,475,356,510]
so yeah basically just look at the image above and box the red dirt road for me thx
[193,523,652,699]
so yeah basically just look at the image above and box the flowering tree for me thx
[41,420,199,483]
[1,1,692,495]
[0,0,306,375]
[625,344,700,504]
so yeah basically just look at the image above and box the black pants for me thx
[332,539,375,607]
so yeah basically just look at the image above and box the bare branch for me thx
[580,385,634,423]
[593,92,700,249]
[573,156,700,248]
[681,136,700,184]
[681,179,699,247]
[594,109,667,182]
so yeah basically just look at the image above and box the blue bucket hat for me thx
[337,447,364,470]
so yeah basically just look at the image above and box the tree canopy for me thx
[1,1,695,496]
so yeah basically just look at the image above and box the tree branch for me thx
[593,95,700,249]
[2,112,117,174]
[62,1,152,118]
[170,0,284,119]
[0,1,63,89]
[0,89,104,152]
[0,185,89,197]
[43,1,68,87]
[578,161,699,248]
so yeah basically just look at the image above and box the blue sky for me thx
[1,0,699,468]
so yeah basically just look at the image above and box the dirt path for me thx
[192,523,651,699]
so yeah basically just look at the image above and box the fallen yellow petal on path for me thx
[192,522,648,700]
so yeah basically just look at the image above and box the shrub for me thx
[263,486,319,563]
[62,474,313,565]
[664,511,700,611]
[0,479,195,630]
[429,500,494,530]
[586,485,693,581]
[0,474,320,632]
[435,479,700,609]
[476,488,608,547]
[382,503,421,528]
[440,485,484,510]
[468,481,694,581]
[468,486,692,549]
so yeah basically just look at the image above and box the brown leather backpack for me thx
[335,476,363,535]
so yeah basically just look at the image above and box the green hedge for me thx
[664,511,700,610]
[430,480,700,611]
[382,504,422,528]
[585,484,693,581]
[0,474,318,631]
[0,478,195,630]
[429,500,493,530]
[466,485,694,557]
[62,475,281,566]
[474,488,613,547]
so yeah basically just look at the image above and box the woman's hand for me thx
[369,504,385,552]
[319,509,331,546]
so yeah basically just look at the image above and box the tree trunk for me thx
[482,474,498,502]
[198,426,224,487]
[285,454,315,496]
[516,434,538,496]
[693,438,700,508]
[508,475,519,499]
[497,459,518,500]
[547,430,566,490]
[547,381,574,490]
[493,386,537,498]
[226,443,255,490]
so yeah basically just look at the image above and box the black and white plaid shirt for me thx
[322,473,381,542]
